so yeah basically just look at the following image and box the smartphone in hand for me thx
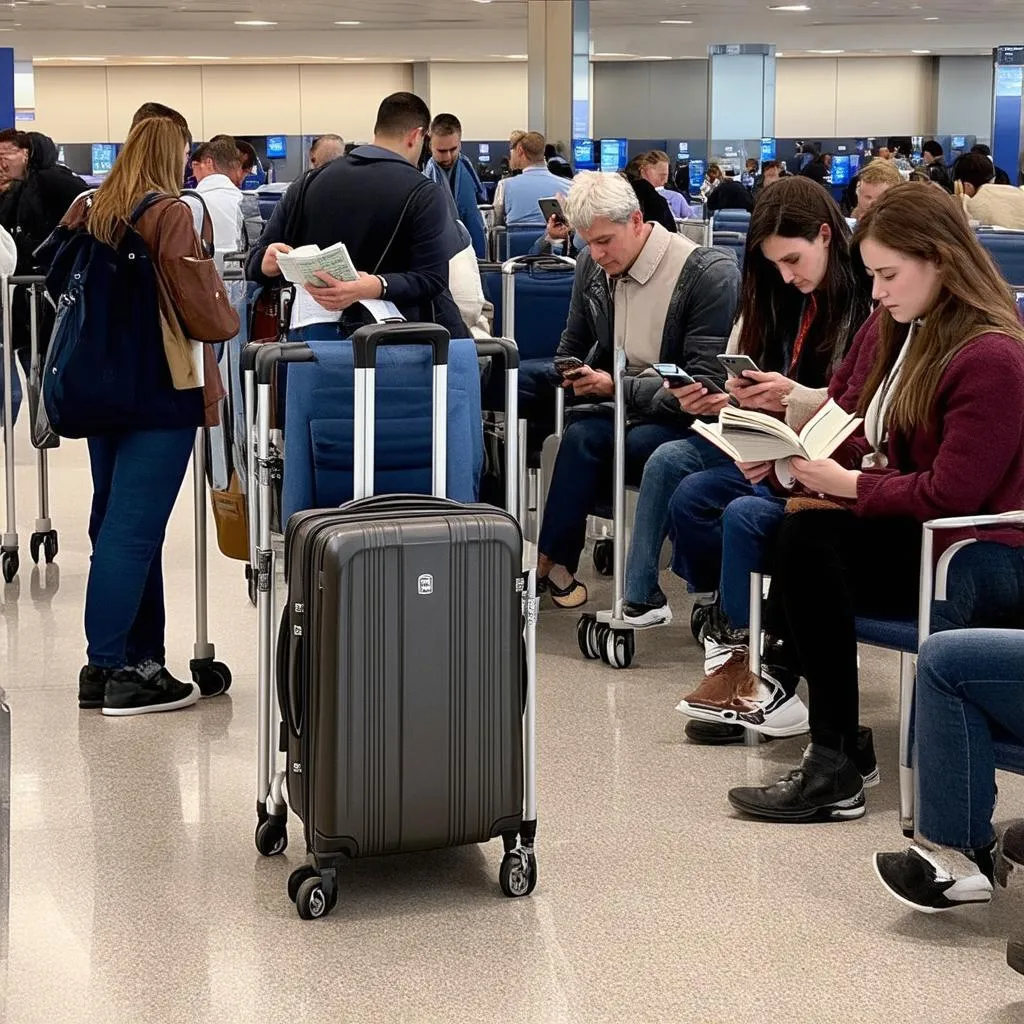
[554,356,585,378]
[717,354,760,378]
[653,363,696,388]
[538,197,567,224]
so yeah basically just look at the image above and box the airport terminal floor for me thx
[2,423,1023,1023]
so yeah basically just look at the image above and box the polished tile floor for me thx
[1,422,1022,1024]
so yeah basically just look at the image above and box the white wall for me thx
[776,57,936,137]
[426,63,528,139]
[937,55,994,139]
[32,63,413,142]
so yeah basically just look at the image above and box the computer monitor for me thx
[688,159,706,191]
[599,138,628,173]
[91,143,117,176]
[760,138,776,162]
[849,153,862,175]
[1016,290,1024,322]
[573,138,596,170]
[266,135,287,159]
[831,154,851,186]
[952,135,966,150]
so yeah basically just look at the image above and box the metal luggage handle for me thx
[351,322,450,369]
[277,609,303,741]
[253,341,316,384]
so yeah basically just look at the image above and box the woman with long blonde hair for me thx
[53,114,224,717]
[726,183,1024,825]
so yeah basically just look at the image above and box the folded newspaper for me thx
[277,242,359,287]
[691,399,863,463]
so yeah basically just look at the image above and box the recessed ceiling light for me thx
[234,20,277,27]
[808,49,844,54]
[924,15,939,19]
[768,4,811,10]
[594,52,636,57]
[187,55,231,60]
[334,21,361,25]
[912,49,931,54]
[660,19,693,24]
[489,53,527,59]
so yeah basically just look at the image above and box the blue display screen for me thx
[952,135,966,149]
[849,153,861,175]
[688,159,706,187]
[91,143,116,176]
[266,135,287,159]
[599,138,627,172]
[573,138,595,169]
[831,154,851,186]
[760,137,776,162]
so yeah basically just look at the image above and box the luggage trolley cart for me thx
[576,333,636,670]
[21,276,59,568]
[1,277,16,583]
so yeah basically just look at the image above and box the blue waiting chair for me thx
[712,210,752,232]
[487,224,548,262]
[713,232,746,271]
[976,231,1024,286]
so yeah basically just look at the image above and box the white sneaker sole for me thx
[872,854,993,914]
[102,683,201,717]
[622,607,673,630]
[676,694,810,739]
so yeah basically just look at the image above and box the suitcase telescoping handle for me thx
[351,323,450,502]
[474,337,520,517]
[252,341,316,383]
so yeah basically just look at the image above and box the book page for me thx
[800,399,863,460]
[690,420,743,462]
[277,242,359,288]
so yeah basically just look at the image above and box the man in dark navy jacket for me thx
[248,92,467,339]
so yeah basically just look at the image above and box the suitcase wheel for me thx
[603,628,635,671]
[592,539,614,577]
[296,875,338,920]
[288,865,319,904]
[254,818,288,857]
[500,849,537,899]
[1,549,18,584]
[576,615,601,661]
[191,659,233,698]
[30,530,58,565]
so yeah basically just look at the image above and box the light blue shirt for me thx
[658,187,697,219]
[501,165,574,225]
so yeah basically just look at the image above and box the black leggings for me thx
[769,509,922,754]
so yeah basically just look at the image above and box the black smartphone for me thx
[653,363,696,388]
[717,353,760,378]
[538,197,567,225]
[692,374,726,394]
[554,356,585,377]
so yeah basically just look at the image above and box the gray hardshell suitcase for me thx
[251,325,537,919]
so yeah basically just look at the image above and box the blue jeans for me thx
[539,416,691,576]
[916,629,1024,850]
[932,542,1024,632]
[718,495,787,628]
[668,463,771,598]
[85,427,196,669]
[624,435,733,605]
[0,345,30,431]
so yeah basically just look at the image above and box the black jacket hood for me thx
[27,133,59,172]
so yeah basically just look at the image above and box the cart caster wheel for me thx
[604,628,635,670]
[500,849,537,898]
[593,539,614,577]
[246,567,257,607]
[30,533,42,564]
[690,601,712,644]
[288,865,320,904]
[192,660,232,697]
[596,623,612,664]
[902,826,914,840]
[254,819,288,857]
[43,531,58,564]
[577,615,600,660]
[1,550,17,584]
[296,876,337,920]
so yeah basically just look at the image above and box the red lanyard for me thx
[789,295,818,375]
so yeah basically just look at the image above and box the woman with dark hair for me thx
[623,177,873,638]
[727,183,1024,823]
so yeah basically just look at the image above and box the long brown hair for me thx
[853,183,1024,431]
[738,176,872,370]
[87,117,189,246]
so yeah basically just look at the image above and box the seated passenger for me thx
[699,164,723,201]
[705,169,754,215]
[874,629,1024,912]
[752,160,781,201]
[622,177,872,629]
[530,213,579,258]
[850,157,903,220]
[726,184,1024,823]
[536,171,740,607]
[636,150,698,219]
[493,131,572,227]
[953,151,1024,230]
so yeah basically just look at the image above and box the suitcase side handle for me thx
[253,341,316,384]
[351,322,450,369]
[474,337,520,371]
[276,608,303,741]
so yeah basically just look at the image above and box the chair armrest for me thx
[924,511,1024,531]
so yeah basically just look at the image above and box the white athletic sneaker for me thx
[679,665,809,739]
[874,843,995,914]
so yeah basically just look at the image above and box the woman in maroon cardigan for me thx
[727,183,1024,824]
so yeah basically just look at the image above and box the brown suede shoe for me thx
[680,649,758,707]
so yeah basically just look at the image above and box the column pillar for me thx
[527,0,590,157]
[411,62,432,110]
[993,45,1024,186]
[0,50,13,131]
[707,43,776,174]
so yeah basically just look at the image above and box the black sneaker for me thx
[874,842,996,913]
[622,592,673,629]
[78,665,112,709]
[1008,939,1024,977]
[853,726,880,788]
[701,600,749,674]
[102,667,201,718]
[728,743,866,822]
[684,720,751,745]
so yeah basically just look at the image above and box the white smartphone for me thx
[717,353,760,378]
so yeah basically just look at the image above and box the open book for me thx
[277,242,359,288]
[691,399,863,463]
